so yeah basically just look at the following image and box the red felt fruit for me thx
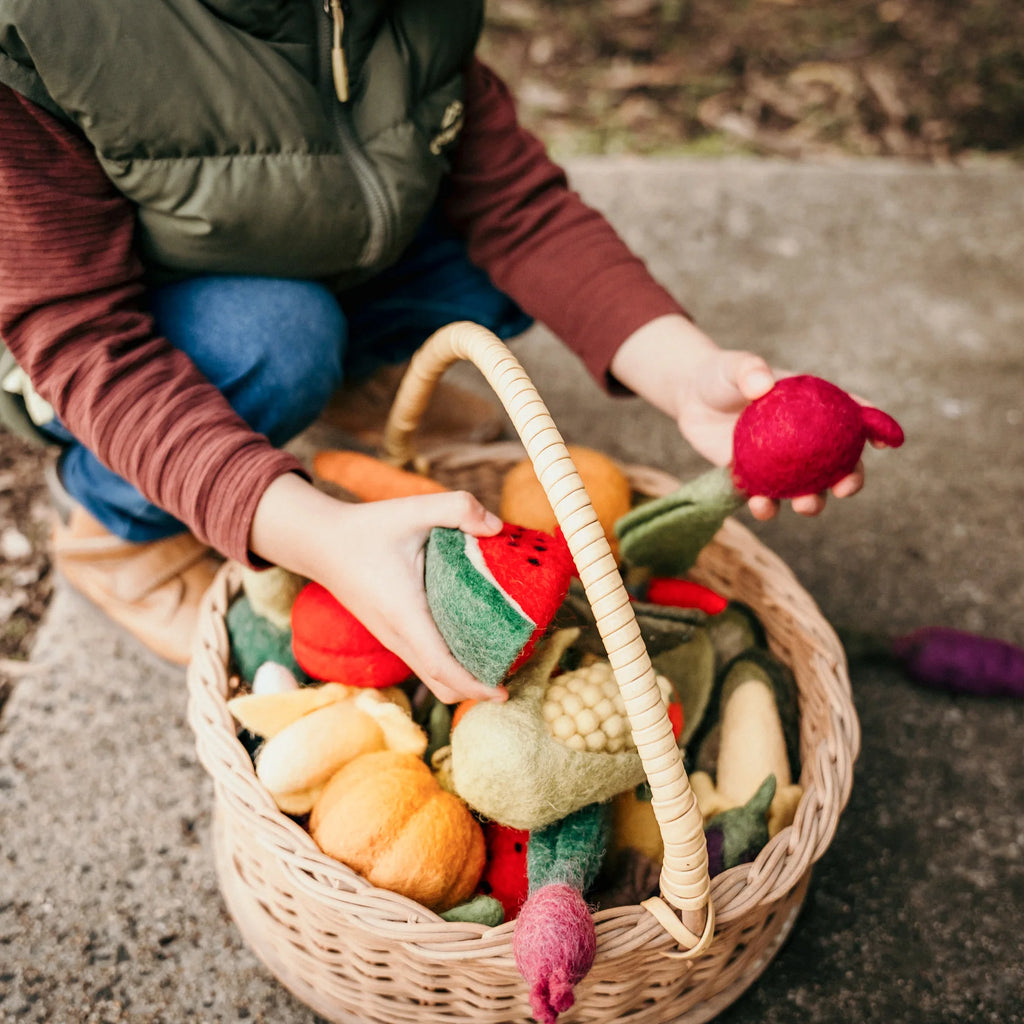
[477,821,530,921]
[290,581,411,687]
[732,375,904,500]
[644,577,728,616]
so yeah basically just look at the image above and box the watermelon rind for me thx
[425,527,536,687]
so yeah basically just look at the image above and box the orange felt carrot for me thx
[451,699,478,731]
[313,449,449,501]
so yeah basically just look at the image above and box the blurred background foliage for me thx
[479,0,1024,160]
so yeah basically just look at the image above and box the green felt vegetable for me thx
[450,629,646,831]
[705,602,766,672]
[704,774,776,876]
[226,594,306,684]
[527,802,610,894]
[614,467,743,576]
[440,894,505,926]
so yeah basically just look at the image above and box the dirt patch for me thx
[0,435,54,689]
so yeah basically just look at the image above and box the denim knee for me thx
[150,276,346,446]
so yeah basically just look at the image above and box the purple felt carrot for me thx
[892,627,1024,698]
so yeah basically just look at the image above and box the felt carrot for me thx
[313,449,448,500]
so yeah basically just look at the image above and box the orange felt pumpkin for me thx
[309,750,486,913]
[500,445,632,559]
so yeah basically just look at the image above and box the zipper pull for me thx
[327,0,349,103]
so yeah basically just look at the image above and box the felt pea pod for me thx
[440,894,505,926]
[615,375,904,577]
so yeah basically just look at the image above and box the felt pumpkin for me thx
[499,445,632,560]
[310,750,486,913]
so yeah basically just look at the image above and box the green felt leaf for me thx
[615,467,744,576]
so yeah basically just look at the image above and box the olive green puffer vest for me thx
[0,0,483,282]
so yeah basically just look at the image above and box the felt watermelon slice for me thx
[425,523,574,687]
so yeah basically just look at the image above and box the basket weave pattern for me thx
[186,324,858,1024]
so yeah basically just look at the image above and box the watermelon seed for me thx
[528,557,541,566]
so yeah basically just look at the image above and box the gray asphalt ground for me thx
[2,156,1023,1024]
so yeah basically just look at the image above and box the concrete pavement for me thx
[2,156,1023,1023]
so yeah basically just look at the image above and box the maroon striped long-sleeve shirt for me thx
[0,61,685,564]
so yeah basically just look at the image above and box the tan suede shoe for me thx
[51,507,221,666]
[319,362,506,449]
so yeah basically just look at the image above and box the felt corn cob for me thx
[541,659,680,754]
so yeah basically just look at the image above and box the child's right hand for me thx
[249,473,509,706]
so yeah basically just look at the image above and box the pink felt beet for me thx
[513,883,596,1024]
[732,375,904,500]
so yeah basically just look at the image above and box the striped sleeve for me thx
[0,84,304,565]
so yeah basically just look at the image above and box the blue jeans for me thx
[44,217,531,541]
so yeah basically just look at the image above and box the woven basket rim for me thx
[186,452,859,955]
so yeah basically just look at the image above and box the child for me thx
[0,3,866,701]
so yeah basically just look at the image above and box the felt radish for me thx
[514,802,610,1024]
[615,374,904,576]
[732,375,904,500]
[425,522,575,687]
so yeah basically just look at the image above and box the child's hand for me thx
[250,474,509,705]
[609,314,866,520]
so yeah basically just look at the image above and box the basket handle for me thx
[382,321,714,954]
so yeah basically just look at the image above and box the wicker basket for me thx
[187,322,859,1024]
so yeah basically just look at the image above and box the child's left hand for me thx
[609,314,868,520]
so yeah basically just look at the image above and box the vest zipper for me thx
[327,0,349,102]
[318,0,393,268]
